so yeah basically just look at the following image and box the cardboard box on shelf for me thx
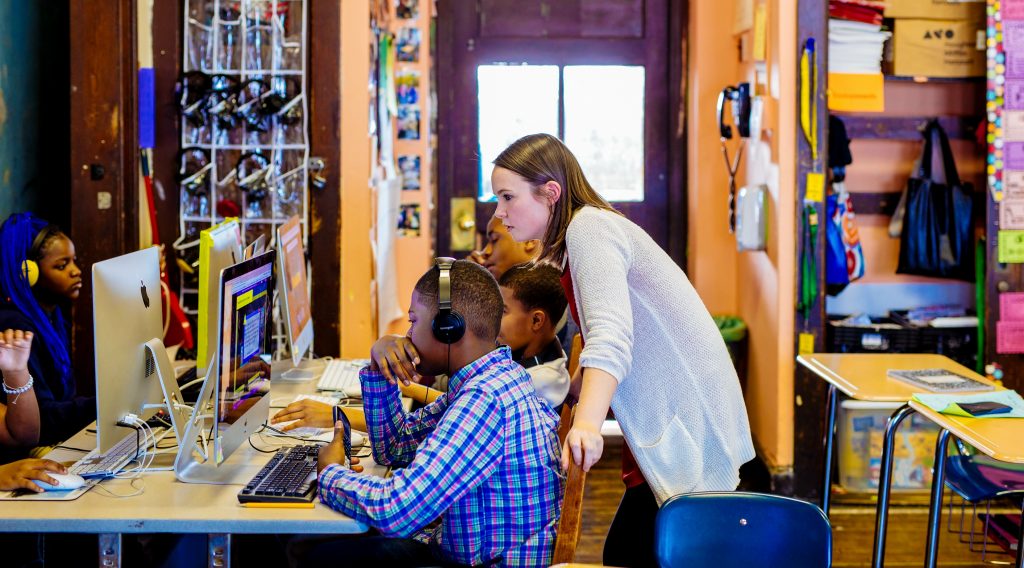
[893,19,985,78]
[884,0,984,21]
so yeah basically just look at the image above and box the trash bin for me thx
[714,315,748,394]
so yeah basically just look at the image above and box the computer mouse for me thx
[33,472,86,491]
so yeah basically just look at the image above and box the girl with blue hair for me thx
[0,213,95,447]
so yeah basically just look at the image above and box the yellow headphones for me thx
[21,225,59,288]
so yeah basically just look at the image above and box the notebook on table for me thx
[887,368,994,393]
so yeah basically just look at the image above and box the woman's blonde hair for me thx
[493,134,618,263]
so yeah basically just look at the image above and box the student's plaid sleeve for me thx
[358,367,449,466]
[318,385,505,538]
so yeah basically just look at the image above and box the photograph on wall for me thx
[397,105,421,140]
[396,69,420,105]
[396,0,418,19]
[396,27,421,62]
[398,203,422,237]
[398,155,421,190]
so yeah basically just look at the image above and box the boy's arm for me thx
[361,367,449,466]
[318,387,505,537]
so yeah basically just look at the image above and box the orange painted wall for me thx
[339,0,375,358]
[688,0,797,469]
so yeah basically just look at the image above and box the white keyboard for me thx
[69,428,168,478]
[317,360,365,396]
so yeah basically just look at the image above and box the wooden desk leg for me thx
[821,384,838,516]
[924,429,952,568]
[209,533,231,568]
[98,533,121,567]
[871,404,914,568]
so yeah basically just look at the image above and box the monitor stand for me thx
[173,355,262,485]
[142,338,191,444]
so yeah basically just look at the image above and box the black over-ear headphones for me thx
[431,257,466,344]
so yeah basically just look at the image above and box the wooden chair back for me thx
[552,334,586,564]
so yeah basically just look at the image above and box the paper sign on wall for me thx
[798,333,815,355]
[1007,171,1024,198]
[997,320,1024,354]
[1000,292,1024,321]
[1001,199,1024,229]
[753,3,767,61]
[1007,112,1024,142]
[805,172,824,203]
[999,230,1024,263]
[1006,0,1024,20]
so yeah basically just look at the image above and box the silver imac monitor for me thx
[175,250,276,483]
[92,247,187,454]
[276,216,313,371]
[197,219,243,377]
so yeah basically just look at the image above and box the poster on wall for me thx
[397,105,420,139]
[396,28,421,62]
[396,0,418,19]
[396,69,420,105]
[398,155,421,190]
[398,203,422,237]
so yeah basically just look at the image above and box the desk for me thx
[796,353,998,568]
[0,379,381,567]
[910,400,1024,568]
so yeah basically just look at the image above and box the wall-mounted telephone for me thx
[717,83,752,140]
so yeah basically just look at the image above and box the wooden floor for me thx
[575,437,1017,566]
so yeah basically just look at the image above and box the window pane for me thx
[477,64,559,200]
[564,66,645,202]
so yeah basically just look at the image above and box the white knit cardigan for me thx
[566,206,755,504]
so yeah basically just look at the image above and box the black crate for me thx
[828,316,920,354]
[889,310,978,370]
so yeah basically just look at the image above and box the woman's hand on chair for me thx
[562,419,603,473]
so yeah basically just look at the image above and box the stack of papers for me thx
[829,19,891,74]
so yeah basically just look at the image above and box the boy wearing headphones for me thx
[311,259,563,568]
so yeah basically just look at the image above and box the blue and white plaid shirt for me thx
[318,346,564,567]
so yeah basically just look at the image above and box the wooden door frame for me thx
[436,0,688,267]
[69,0,139,392]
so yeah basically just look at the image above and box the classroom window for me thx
[476,64,645,202]
[477,64,559,201]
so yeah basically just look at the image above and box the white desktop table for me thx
[0,375,383,567]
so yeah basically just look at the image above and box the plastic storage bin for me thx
[837,400,941,492]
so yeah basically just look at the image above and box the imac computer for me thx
[175,250,276,484]
[92,247,189,456]
[197,218,243,377]
[274,215,315,378]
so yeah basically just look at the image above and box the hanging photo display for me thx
[398,155,421,190]
[396,0,418,19]
[398,105,421,139]
[398,203,422,237]
[396,27,421,62]
[396,69,420,105]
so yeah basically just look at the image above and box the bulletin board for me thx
[987,0,1024,373]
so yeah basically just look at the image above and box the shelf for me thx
[884,75,985,84]
[840,115,981,141]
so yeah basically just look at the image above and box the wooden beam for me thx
[69,0,138,391]
[309,0,342,356]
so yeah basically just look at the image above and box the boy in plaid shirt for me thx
[311,260,563,567]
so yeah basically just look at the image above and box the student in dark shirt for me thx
[0,213,94,447]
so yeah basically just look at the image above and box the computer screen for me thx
[92,247,164,454]
[214,250,275,464]
[197,219,242,377]
[276,215,312,366]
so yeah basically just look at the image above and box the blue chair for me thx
[942,443,1024,559]
[654,491,832,568]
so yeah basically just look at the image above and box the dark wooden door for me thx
[437,0,680,257]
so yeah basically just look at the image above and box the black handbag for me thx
[896,120,975,281]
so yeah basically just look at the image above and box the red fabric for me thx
[560,261,645,488]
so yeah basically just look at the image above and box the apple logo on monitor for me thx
[140,280,150,309]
